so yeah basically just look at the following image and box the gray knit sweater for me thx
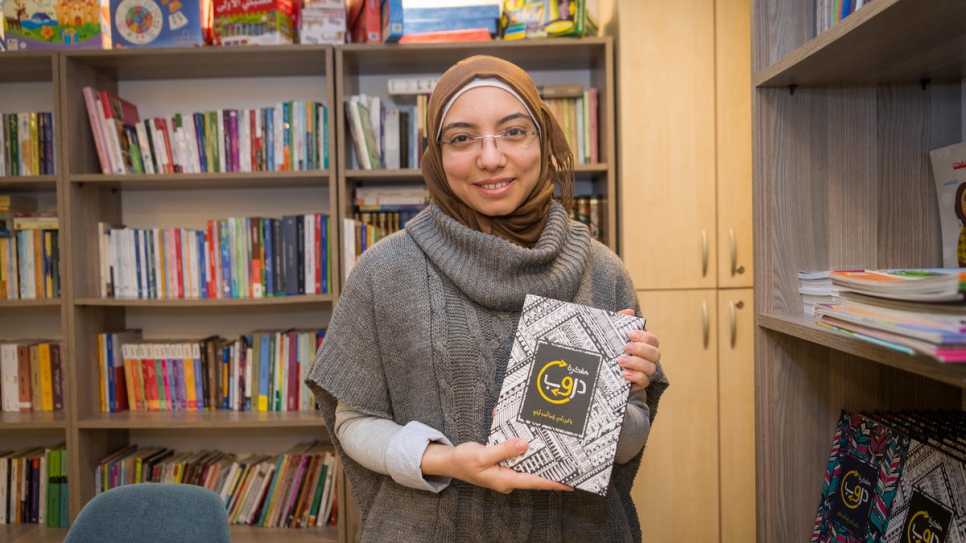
[305,202,669,543]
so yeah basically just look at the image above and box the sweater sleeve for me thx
[335,401,453,493]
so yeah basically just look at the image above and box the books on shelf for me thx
[95,443,338,528]
[0,112,55,177]
[487,294,645,495]
[798,270,836,314]
[571,195,607,243]
[814,0,875,37]
[98,214,331,300]
[0,341,64,413]
[0,444,67,526]
[101,329,324,413]
[83,87,330,175]
[812,410,966,543]
[928,141,966,268]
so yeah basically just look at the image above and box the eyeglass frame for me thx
[436,128,538,151]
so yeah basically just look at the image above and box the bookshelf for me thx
[0,37,615,543]
[753,0,966,539]
[0,47,68,541]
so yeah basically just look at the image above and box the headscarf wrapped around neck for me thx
[421,55,575,248]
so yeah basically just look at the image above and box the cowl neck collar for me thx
[406,202,590,312]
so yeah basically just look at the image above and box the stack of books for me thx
[0,195,60,300]
[798,270,836,314]
[0,445,68,527]
[811,269,966,362]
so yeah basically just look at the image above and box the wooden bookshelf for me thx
[753,0,966,539]
[0,37,615,542]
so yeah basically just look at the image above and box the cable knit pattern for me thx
[304,201,669,543]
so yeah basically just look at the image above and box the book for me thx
[110,0,207,48]
[486,294,645,495]
[811,411,910,543]
[928,141,966,268]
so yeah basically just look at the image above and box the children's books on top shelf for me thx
[109,0,209,48]
[929,141,966,269]
[2,0,110,51]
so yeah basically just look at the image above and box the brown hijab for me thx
[421,55,575,248]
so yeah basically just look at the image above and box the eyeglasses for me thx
[437,128,538,153]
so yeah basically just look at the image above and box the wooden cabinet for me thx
[631,289,720,543]
[752,0,966,539]
[611,0,754,539]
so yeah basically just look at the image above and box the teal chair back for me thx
[64,483,231,543]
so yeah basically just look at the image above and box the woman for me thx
[306,55,668,542]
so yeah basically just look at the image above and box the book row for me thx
[96,443,337,528]
[98,214,332,300]
[570,195,607,243]
[344,87,601,171]
[0,445,68,527]
[812,409,966,542]
[0,228,60,300]
[0,341,63,413]
[85,87,331,175]
[98,329,323,413]
[0,112,55,177]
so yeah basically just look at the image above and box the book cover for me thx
[811,411,910,543]
[110,0,206,48]
[486,294,645,495]
[929,142,966,268]
[2,0,110,51]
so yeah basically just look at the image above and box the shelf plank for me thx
[73,294,333,307]
[0,524,69,543]
[70,171,330,190]
[77,410,325,430]
[759,312,966,389]
[755,0,966,87]
[0,51,56,83]
[0,410,67,430]
[0,176,58,191]
[339,37,611,74]
[63,45,331,80]
[0,298,62,309]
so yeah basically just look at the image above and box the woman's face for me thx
[439,86,542,220]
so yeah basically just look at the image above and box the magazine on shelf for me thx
[928,141,966,268]
[487,294,645,495]
[829,269,966,302]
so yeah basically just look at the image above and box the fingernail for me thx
[623,370,633,379]
[628,330,641,341]
[625,344,633,353]
[515,440,527,453]
[618,355,628,367]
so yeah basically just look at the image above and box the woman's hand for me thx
[618,309,660,392]
[421,439,573,494]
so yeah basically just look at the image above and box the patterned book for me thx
[812,412,911,542]
[486,294,645,495]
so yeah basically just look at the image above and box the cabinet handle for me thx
[701,230,708,277]
[702,300,709,349]
[729,229,746,277]
[729,299,745,348]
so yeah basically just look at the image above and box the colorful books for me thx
[487,294,645,495]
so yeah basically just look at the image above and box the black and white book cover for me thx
[487,294,646,495]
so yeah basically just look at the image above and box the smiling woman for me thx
[305,54,668,543]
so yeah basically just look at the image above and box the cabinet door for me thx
[715,0,753,289]
[632,289,719,542]
[616,0,717,289]
[717,288,755,543]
